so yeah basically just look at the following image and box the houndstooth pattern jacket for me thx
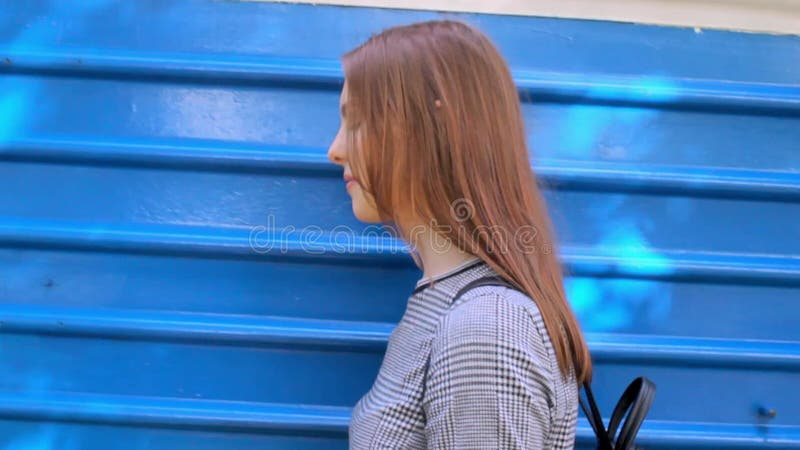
[349,257,578,449]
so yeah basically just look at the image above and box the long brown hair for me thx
[342,20,592,384]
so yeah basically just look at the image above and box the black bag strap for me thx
[452,274,518,303]
[452,275,655,450]
[606,377,656,450]
[581,381,614,450]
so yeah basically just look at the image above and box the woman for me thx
[327,20,591,450]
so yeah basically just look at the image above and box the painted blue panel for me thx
[0,248,414,322]
[1,0,799,448]
[2,161,799,254]
[0,420,349,450]
[2,0,799,84]
[2,246,800,340]
[1,77,799,169]
[0,333,380,406]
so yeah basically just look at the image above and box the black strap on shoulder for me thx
[452,275,655,450]
[452,275,516,302]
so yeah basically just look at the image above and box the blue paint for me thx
[568,276,672,333]
[585,76,681,103]
[3,427,57,450]
[548,104,662,161]
[0,84,30,142]
[0,0,799,449]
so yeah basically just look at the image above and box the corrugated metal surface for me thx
[0,1,798,448]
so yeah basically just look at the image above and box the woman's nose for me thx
[328,148,343,165]
[328,137,346,166]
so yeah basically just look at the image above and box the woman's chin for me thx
[352,202,382,223]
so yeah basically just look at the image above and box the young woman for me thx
[327,19,591,450]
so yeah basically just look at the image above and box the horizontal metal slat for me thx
[0,304,391,352]
[1,48,798,115]
[1,304,798,370]
[1,219,798,286]
[3,137,800,201]
[0,390,349,436]
[0,390,796,448]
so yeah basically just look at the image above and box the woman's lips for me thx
[344,174,358,190]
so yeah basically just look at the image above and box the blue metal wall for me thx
[1,1,798,448]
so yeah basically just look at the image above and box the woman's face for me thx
[327,82,382,223]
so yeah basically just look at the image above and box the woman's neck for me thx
[409,225,478,279]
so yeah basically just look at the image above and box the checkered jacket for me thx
[349,258,579,449]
